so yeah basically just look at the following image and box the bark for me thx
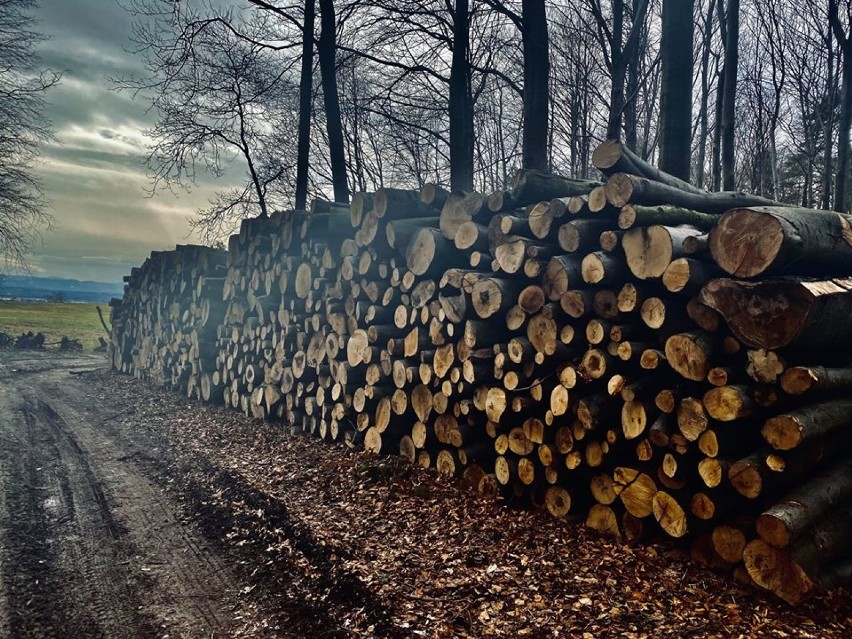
[521,0,549,171]
[658,0,695,180]
[450,0,474,191]
[294,0,315,211]
[708,206,852,277]
[721,0,739,190]
[605,173,778,212]
[318,0,349,203]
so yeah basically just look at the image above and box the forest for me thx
[120,0,852,239]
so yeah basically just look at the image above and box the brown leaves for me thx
[92,370,852,639]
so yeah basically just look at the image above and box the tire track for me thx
[27,378,241,637]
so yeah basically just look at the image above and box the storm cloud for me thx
[27,0,237,282]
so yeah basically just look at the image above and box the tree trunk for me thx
[521,0,549,172]
[624,0,643,150]
[607,0,626,140]
[822,39,836,210]
[450,0,474,191]
[695,0,716,189]
[658,0,695,180]
[836,45,852,212]
[605,173,778,213]
[318,0,349,203]
[721,0,739,190]
[294,0,315,211]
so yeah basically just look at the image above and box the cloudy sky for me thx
[26,0,234,283]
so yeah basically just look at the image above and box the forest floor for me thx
[0,349,848,638]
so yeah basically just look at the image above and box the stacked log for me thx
[109,244,227,398]
[110,140,852,605]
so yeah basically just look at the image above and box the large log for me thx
[605,173,778,213]
[592,139,705,194]
[709,206,852,278]
[511,169,600,204]
[617,204,717,231]
[761,399,852,450]
[755,458,852,549]
[698,277,852,352]
[744,498,852,604]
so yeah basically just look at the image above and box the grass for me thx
[0,301,111,351]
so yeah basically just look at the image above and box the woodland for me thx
[119,0,852,237]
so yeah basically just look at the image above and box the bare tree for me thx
[121,1,301,239]
[585,0,650,140]
[694,0,717,188]
[721,0,739,190]
[830,0,852,211]
[317,0,349,202]
[658,0,694,179]
[295,0,315,210]
[0,0,59,267]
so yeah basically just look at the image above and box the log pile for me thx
[110,139,851,605]
[109,244,228,397]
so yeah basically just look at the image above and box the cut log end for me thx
[709,208,785,278]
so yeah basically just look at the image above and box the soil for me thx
[0,350,848,638]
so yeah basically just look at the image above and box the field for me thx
[0,300,110,350]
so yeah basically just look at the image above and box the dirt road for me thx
[0,350,848,639]
[0,351,245,638]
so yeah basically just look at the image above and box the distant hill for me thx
[0,275,124,303]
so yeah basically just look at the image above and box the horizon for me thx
[22,0,237,283]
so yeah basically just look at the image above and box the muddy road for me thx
[0,351,244,638]
[0,350,848,639]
